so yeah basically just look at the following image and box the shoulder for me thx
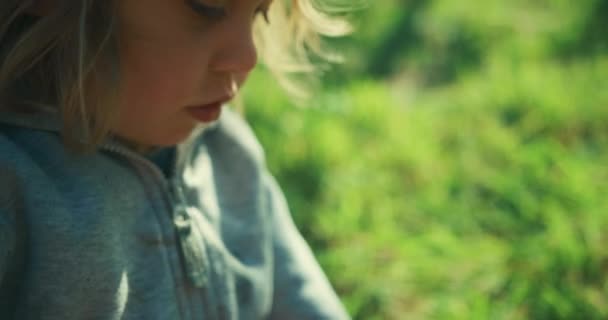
[0,125,74,190]
[0,127,56,212]
[0,127,45,178]
[0,124,66,167]
[0,125,109,208]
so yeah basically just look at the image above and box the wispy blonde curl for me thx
[255,0,352,99]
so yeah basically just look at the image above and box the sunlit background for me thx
[243,1,608,319]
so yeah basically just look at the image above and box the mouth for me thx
[186,96,232,123]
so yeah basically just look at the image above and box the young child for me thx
[0,0,351,319]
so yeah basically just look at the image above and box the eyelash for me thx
[187,1,271,24]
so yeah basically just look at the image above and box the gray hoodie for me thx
[0,107,350,319]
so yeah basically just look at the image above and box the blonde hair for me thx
[0,0,350,153]
[255,0,351,98]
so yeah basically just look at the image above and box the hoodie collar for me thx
[0,104,63,133]
[0,103,222,137]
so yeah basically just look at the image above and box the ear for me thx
[25,0,55,16]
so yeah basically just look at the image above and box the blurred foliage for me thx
[243,0,608,319]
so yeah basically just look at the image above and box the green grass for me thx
[242,1,608,318]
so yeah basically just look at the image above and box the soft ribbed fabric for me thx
[0,108,350,320]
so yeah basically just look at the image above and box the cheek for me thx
[119,43,207,109]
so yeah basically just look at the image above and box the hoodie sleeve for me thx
[264,172,351,320]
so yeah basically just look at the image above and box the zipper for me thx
[100,140,208,288]
[171,177,209,288]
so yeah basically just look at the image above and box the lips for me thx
[186,96,232,123]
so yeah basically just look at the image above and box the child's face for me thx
[113,0,270,147]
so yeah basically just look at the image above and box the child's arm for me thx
[263,173,350,320]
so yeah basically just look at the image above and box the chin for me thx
[150,132,195,147]
[146,122,215,147]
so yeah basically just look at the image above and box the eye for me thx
[186,0,271,24]
[187,0,226,20]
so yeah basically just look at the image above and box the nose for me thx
[209,22,258,74]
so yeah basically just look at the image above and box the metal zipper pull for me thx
[170,183,208,288]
